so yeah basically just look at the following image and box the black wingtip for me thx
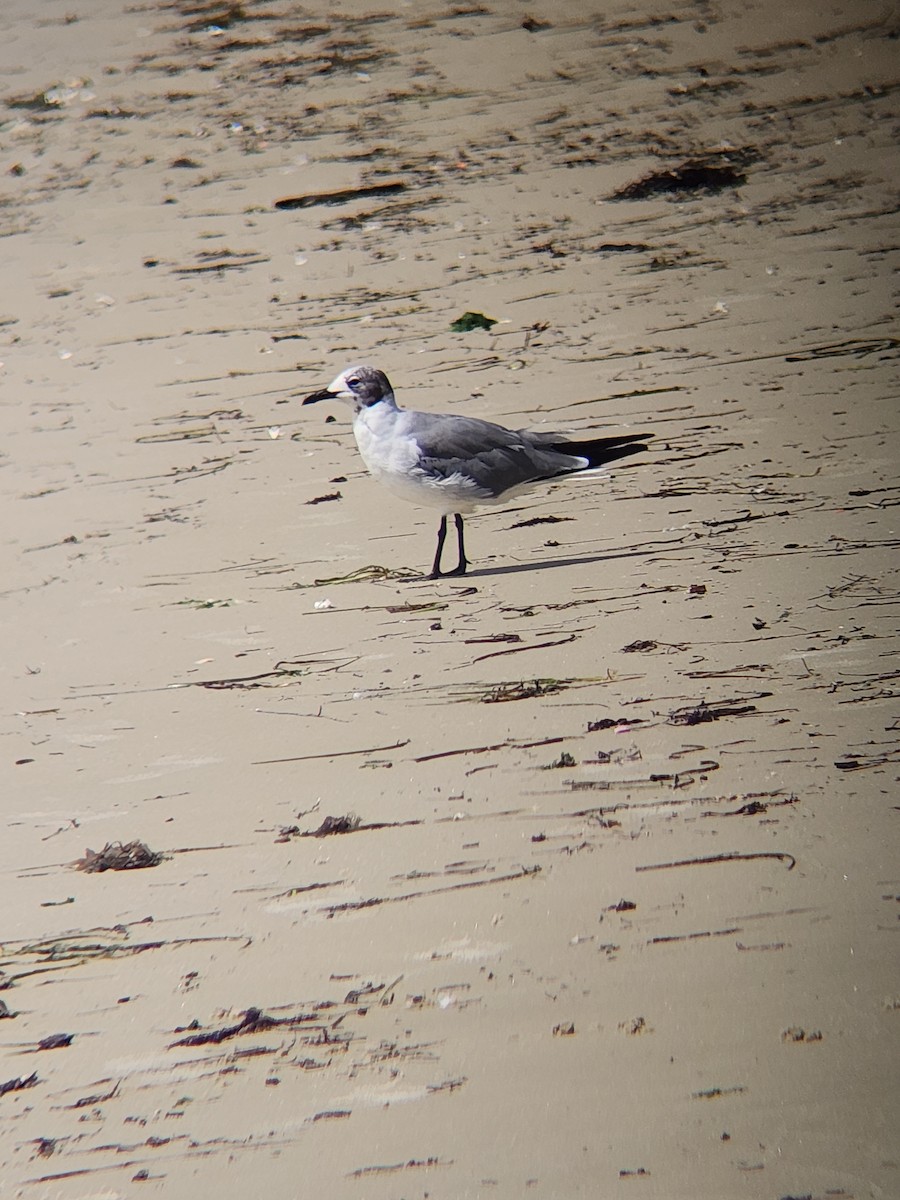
[559,432,654,468]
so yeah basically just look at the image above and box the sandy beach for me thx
[1,1,897,1196]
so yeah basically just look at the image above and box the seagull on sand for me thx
[302,365,651,579]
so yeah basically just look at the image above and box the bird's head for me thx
[302,365,395,414]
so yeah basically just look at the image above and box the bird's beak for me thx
[301,387,336,406]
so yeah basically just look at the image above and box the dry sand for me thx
[1,1,897,1197]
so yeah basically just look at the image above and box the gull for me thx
[302,365,651,578]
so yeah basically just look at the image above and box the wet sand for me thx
[1,1,897,1197]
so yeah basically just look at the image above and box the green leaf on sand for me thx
[450,311,497,332]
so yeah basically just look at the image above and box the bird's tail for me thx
[553,432,652,469]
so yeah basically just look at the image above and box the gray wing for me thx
[402,411,586,499]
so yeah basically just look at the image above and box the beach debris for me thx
[526,233,572,263]
[692,1086,746,1100]
[509,513,572,528]
[668,700,758,725]
[587,717,642,731]
[8,81,94,111]
[319,865,541,918]
[171,1006,321,1048]
[594,241,650,254]
[481,678,563,703]
[194,662,312,689]
[311,813,360,836]
[580,810,621,829]
[636,851,796,873]
[385,600,447,614]
[569,758,718,791]
[612,149,755,200]
[258,739,409,767]
[619,1016,650,1036]
[700,794,797,819]
[428,1080,468,1099]
[136,424,219,443]
[74,841,163,873]
[307,565,419,586]
[0,1071,38,1098]
[174,597,234,608]
[36,1033,73,1050]
[278,813,423,841]
[183,4,254,31]
[449,311,497,333]
[834,750,900,771]
[413,735,565,763]
[552,1022,576,1036]
[172,250,269,274]
[274,181,406,210]
[2,928,238,980]
[649,926,741,946]
[596,744,640,765]
[543,751,576,769]
[306,491,342,504]
[471,633,576,665]
[782,1027,823,1043]
[66,1081,120,1109]
[349,1155,447,1178]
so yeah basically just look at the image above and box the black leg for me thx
[448,513,468,576]
[429,515,448,579]
[428,514,468,578]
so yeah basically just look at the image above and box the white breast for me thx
[352,405,484,514]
